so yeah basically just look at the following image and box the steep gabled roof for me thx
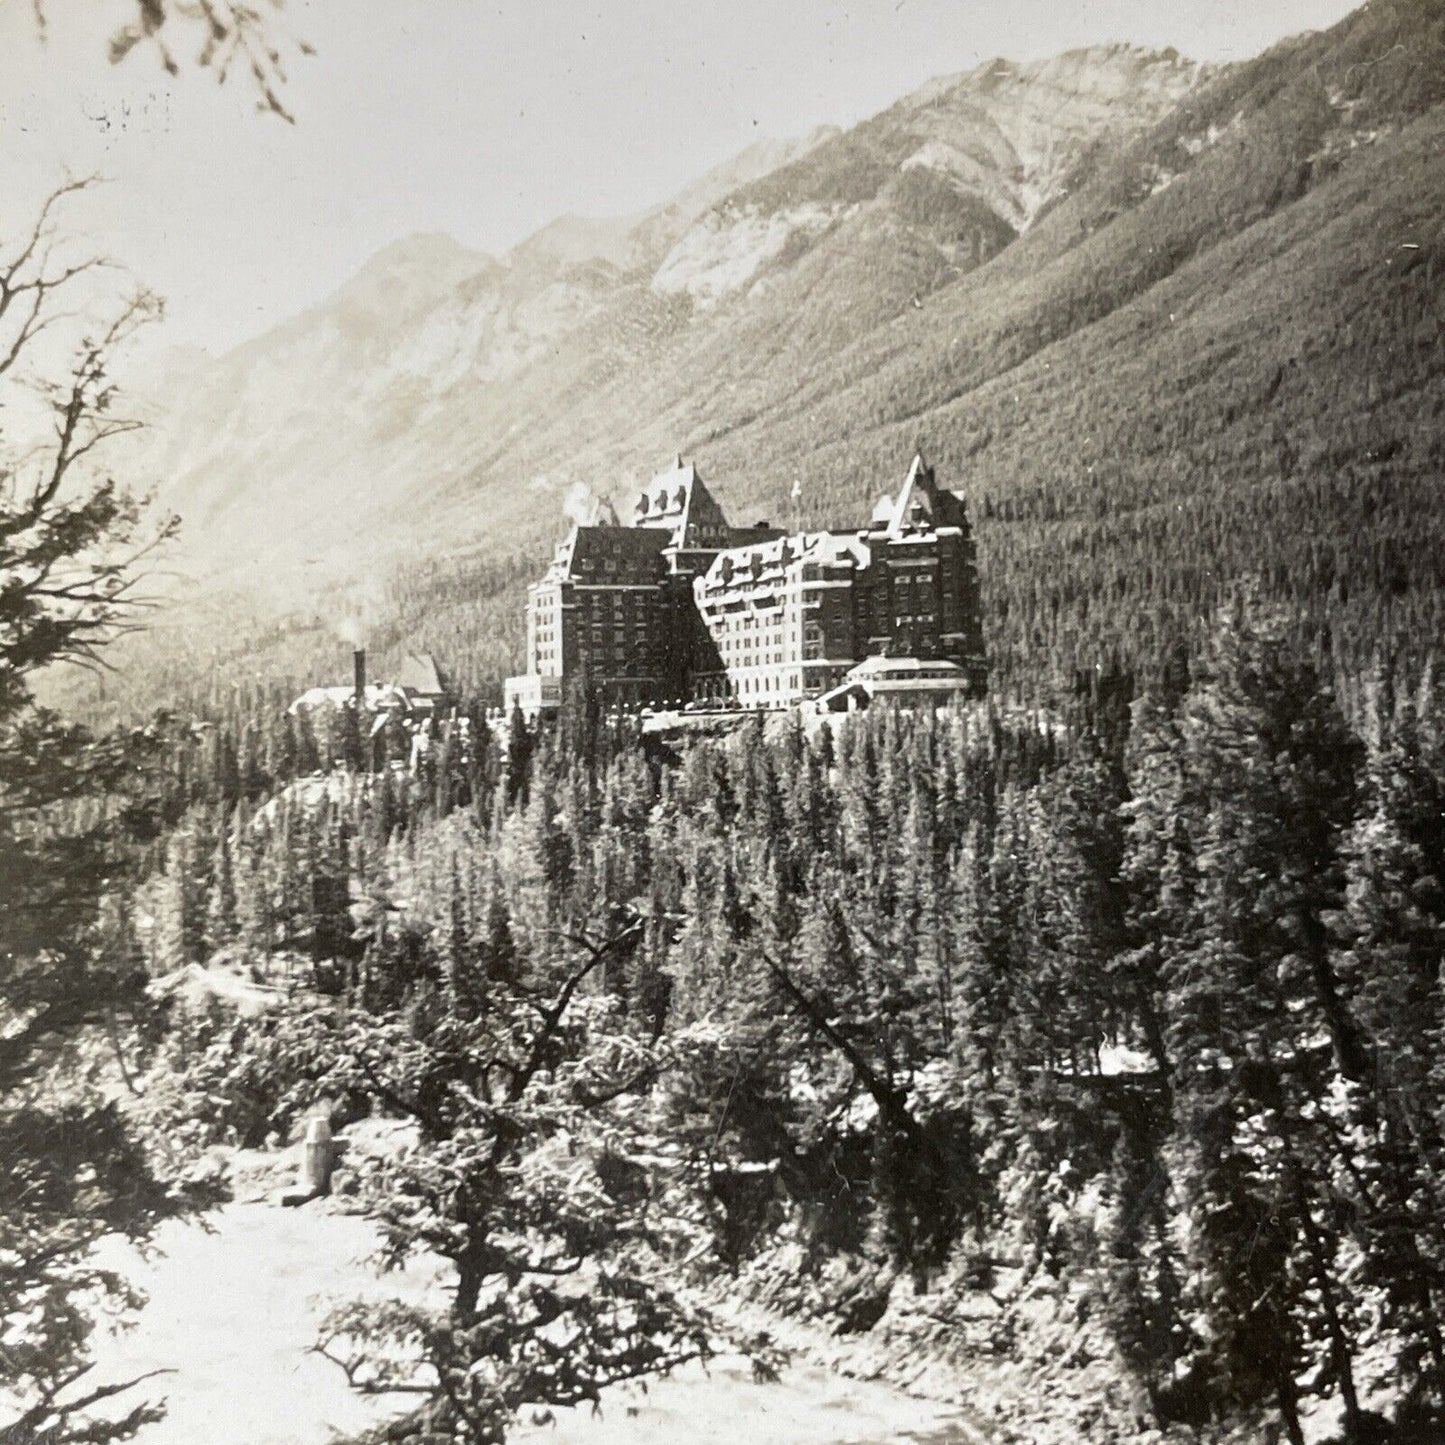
[631,456,732,549]
[869,453,968,537]
[539,523,670,586]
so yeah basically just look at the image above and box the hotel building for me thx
[505,453,984,715]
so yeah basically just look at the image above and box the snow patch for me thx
[1144,163,1179,197]
[1096,1040,1157,1076]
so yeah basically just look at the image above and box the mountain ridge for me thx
[99,0,1445,710]
[134,39,1210,579]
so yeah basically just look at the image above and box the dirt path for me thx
[86,1202,982,1444]
[509,1356,979,1444]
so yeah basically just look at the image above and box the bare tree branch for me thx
[507,919,645,1103]
[0,191,174,716]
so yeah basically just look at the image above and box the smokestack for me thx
[353,647,366,707]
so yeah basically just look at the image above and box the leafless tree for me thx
[0,176,177,719]
[0,177,200,1445]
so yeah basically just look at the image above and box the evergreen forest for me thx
[7,3,1445,1443]
[16,602,1445,1444]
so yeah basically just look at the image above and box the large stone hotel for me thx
[504,453,985,715]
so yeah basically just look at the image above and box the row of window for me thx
[530,558,973,686]
[577,557,658,580]
[734,669,805,700]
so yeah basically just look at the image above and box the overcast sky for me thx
[0,0,1360,355]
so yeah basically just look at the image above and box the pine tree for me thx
[1162,596,1370,1441]
[505,702,532,808]
[0,181,211,1444]
[235,831,276,967]
[203,823,239,956]
[440,855,475,1018]
[1333,668,1445,1393]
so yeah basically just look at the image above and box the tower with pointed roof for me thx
[690,452,985,708]
[856,452,984,675]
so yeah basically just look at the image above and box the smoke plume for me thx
[323,576,385,649]
[563,480,600,527]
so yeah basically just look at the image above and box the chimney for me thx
[353,647,366,706]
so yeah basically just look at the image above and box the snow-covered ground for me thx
[84,1202,981,1445]
[87,1203,446,1445]
[510,1355,978,1444]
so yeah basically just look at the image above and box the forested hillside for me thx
[107,598,1445,1444]
[12,9,1445,1436]
[80,0,1445,721]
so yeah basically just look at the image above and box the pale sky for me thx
[0,0,1361,356]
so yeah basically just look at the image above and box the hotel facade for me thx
[505,454,985,715]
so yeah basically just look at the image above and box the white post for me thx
[302,1117,334,1193]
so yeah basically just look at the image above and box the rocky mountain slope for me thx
[132,42,1207,576]
[114,0,1445,706]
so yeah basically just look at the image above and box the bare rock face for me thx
[646,43,1208,310]
[652,201,855,306]
[891,45,1209,229]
